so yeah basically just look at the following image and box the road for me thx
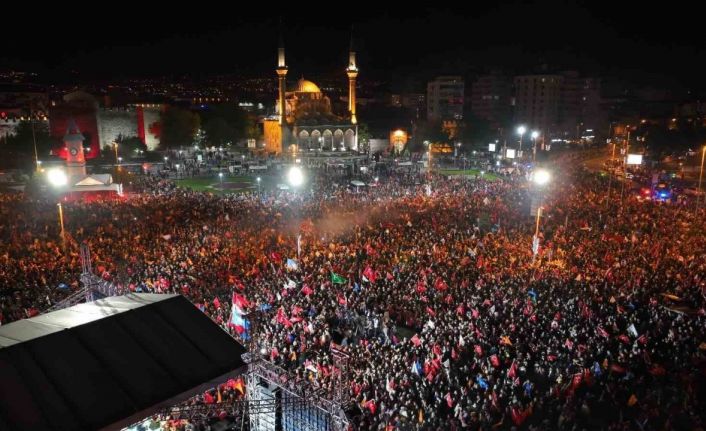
[582,148,611,172]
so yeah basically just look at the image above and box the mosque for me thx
[263,34,359,155]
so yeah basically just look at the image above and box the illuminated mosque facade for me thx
[263,33,359,154]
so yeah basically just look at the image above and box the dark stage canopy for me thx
[0,293,247,431]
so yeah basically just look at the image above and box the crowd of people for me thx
[1,157,705,430]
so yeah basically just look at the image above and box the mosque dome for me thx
[296,79,321,93]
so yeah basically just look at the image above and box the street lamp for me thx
[218,172,224,188]
[57,203,66,251]
[287,166,304,187]
[531,131,539,162]
[113,142,119,163]
[531,168,551,261]
[256,176,261,194]
[698,145,706,207]
[117,156,123,165]
[532,168,551,186]
[47,168,68,187]
[424,140,431,173]
[517,126,526,159]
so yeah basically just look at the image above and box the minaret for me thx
[276,24,288,150]
[64,119,86,178]
[346,28,358,125]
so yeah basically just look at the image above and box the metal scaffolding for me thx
[43,243,121,313]
[43,246,351,431]
[156,354,350,431]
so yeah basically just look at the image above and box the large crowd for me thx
[1,157,705,431]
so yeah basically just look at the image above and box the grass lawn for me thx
[175,176,271,194]
[439,169,500,180]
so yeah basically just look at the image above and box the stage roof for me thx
[0,294,247,431]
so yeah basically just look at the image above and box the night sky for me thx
[2,2,703,92]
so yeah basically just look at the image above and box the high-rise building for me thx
[514,72,604,140]
[426,76,464,121]
[513,74,564,136]
[470,73,511,129]
[559,71,602,139]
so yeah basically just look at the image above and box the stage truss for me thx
[45,245,351,430]
[44,243,122,313]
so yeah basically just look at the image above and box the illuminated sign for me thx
[488,143,496,152]
[626,154,643,165]
[505,149,516,159]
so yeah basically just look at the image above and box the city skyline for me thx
[2,2,704,93]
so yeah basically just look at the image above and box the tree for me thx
[201,104,259,147]
[357,123,371,153]
[3,120,54,169]
[115,134,147,158]
[457,114,494,151]
[159,107,200,149]
[408,119,447,153]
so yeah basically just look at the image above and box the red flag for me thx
[597,326,610,338]
[363,265,377,283]
[301,285,314,296]
[276,307,293,328]
[410,334,422,347]
[564,338,574,350]
[291,305,303,316]
[610,364,626,374]
[416,280,427,294]
[432,344,442,357]
[618,334,630,344]
[445,392,454,408]
[213,297,221,309]
[490,354,500,367]
[366,399,377,415]
[511,406,529,426]
[474,345,483,356]
[434,277,448,291]
[508,361,518,379]
[232,292,250,310]
[456,304,465,315]
[571,373,582,389]
[386,272,394,281]
[451,348,459,361]
[426,306,436,317]
[472,308,480,319]
[337,293,348,306]
[648,364,666,376]
[204,391,215,404]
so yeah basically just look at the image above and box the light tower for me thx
[346,29,358,126]
[276,26,288,152]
